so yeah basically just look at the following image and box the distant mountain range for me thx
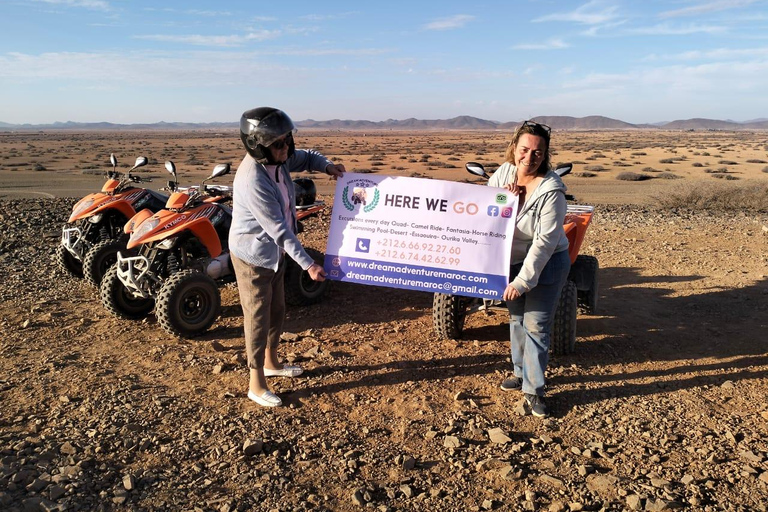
[2,115,768,131]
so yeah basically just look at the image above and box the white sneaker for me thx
[247,389,282,407]
[263,365,304,378]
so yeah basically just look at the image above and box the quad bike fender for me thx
[101,178,120,194]
[90,197,138,222]
[128,216,222,257]
[125,208,154,235]
[68,192,111,222]
[564,209,594,264]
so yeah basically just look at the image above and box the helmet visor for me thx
[240,110,297,148]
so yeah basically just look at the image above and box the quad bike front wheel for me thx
[156,269,221,338]
[83,239,125,287]
[284,248,329,306]
[100,265,154,319]
[551,280,578,355]
[55,244,83,278]
[432,293,474,340]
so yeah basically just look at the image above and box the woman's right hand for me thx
[504,183,521,195]
[307,262,326,281]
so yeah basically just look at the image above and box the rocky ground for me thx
[1,198,767,512]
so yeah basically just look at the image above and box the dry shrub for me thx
[574,172,597,178]
[691,162,704,167]
[712,174,740,180]
[655,181,768,211]
[718,160,738,165]
[657,172,682,180]
[616,172,653,181]
[762,166,768,173]
[584,165,607,172]
[746,159,767,164]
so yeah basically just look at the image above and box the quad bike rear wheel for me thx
[56,244,83,278]
[432,293,474,339]
[551,280,578,355]
[100,265,154,319]
[571,255,599,314]
[156,269,221,338]
[285,248,329,306]
[83,239,125,287]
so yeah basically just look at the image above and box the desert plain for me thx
[0,128,767,511]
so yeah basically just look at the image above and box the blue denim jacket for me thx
[229,151,331,271]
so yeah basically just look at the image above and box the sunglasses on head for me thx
[520,120,551,137]
[269,132,293,150]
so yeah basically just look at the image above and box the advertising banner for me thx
[323,173,518,299]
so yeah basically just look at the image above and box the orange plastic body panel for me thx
[127,205,223,257]
[101,178,120,194]
[125,208,154,235]
[68,186,144,223]
[296,203,324,220]
[165,191,191,210]
[563,209,594,264]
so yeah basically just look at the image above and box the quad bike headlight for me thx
[72,199,95,217]
[131,217,160,243]
[88,213,103,223]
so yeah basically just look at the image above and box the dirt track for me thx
[1,193,767,511]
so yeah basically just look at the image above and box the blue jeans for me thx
[506,250,570,396]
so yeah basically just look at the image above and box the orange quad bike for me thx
[432,162,598,355]
[99,161,234,337]
[100,163,328,338]
[56,154,169,286]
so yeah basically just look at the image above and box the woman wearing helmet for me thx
[230,107,345,407]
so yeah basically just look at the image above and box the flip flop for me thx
[263,365,304,378]
[247,390,282,407]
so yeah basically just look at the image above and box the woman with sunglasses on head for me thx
[488,120,570,418]
[231,107,345,407]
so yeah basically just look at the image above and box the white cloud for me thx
[644,46,768,61]
[659,0,758,19]
[423,14,475,31]
[512,39,569,50]
[629,23,727,35]
[134,30,281,47]
[534,1,620,25]
[32,0,109,10]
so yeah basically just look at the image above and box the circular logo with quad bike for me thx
[342,178,380,213]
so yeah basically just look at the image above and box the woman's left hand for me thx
[503,283,521,301]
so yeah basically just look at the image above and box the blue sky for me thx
[2,0,768,125]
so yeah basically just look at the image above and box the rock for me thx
[481,499,495,510]
[586,474,619,497]
[548,501,567,512]
[281,332,300,342]
[499,465,523,480]
[487,428,511,444]
[243,439,263,456]
[212,364,225,374]
[49,485,66,500]
[351,489,365,506]
[476,458,505,472]
[626,494,643,510]
[400,484,415,498]
[123,474,135,491]
[59,441,77,455]
[402,456,416,471]
[454,391,469,401]
[210,340,226,351]
[443,436,462,448]
[539,474,565,488]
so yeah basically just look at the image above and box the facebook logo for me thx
[355,238,370,253]
[487,205,500,217]
[502,207,513,218]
